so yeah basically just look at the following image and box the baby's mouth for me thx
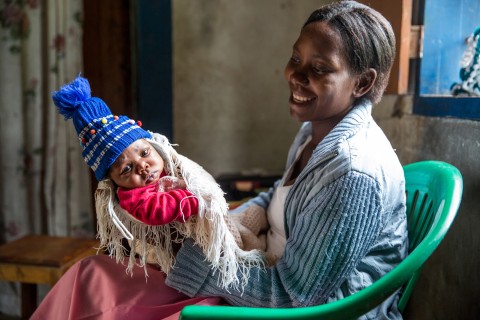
[145,171,157,184]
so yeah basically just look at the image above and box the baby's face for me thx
[108,139,164,189]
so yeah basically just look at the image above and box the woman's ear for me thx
[353,68,377,98]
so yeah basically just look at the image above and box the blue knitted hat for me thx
[52,75,152,180]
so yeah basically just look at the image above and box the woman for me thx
[32,1,407,319]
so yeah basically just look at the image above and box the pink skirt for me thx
[31,255,225,320]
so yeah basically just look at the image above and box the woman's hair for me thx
[304,0,396,104]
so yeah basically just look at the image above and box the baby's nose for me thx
[137,161,148,174]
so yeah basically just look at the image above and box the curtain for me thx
[0,0,93,316]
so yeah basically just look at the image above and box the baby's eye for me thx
[120,165,132,175]
[141,148,150,157]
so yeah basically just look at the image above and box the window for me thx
[413,0,480,119]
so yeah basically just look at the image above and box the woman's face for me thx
[284,21,361,124]
[108,139,164,189]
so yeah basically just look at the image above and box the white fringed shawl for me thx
[95,132,265,290]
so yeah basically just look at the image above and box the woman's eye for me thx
[289,56,300,64]
[313,66,327,74]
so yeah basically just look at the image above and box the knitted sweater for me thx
[166,100,408,319]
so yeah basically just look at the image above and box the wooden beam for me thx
[360,0,413,95]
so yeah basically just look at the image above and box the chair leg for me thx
[20,283,37,319]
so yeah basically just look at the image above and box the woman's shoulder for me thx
[314,120,403,189]
[346,120,403,179]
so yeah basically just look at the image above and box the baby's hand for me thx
[158,176,187,192]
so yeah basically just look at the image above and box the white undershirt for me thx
[266,136,312,258]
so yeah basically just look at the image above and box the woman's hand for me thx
[158,176,187,192]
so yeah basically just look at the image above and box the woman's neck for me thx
[310,121,336,146]
[309,105,353,145]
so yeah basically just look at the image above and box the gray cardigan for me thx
[166,100,408,319]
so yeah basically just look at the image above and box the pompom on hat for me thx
[52,75,151,180]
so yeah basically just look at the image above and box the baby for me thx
[52,75,270,290]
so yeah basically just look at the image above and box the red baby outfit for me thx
[117,179,198,226]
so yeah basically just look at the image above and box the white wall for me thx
[173,0,328,177]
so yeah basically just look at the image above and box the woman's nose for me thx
[291,70,309,86]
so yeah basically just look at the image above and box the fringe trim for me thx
[95,132,265,291]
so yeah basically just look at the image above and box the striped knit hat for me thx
[52,75,151,180]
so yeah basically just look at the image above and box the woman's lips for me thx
[292,93,316,103]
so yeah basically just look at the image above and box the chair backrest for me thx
[179,161,463,320]
[397,160,463,311]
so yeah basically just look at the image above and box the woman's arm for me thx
[166,171,384,307]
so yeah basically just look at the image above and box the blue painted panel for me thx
[136,0,173,140]
[420,0,480,95]
[413,96,480,119]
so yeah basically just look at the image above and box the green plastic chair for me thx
[179,160,463,320]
